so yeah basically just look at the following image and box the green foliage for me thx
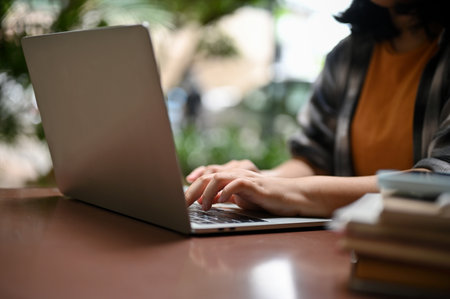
[175,123,290,176]
[0,0,276,144]
[0,0,24,142]
[0,0,95,144]
[197,27,239,58]
[0,0,14,16]
[175,80,311,176]
[0,0,27,81]
[51,0,90,31]
[155,0,275,26]
[0,94,21,143]
[1,0,301,185]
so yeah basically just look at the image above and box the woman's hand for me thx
[186,160,260,183]
[185,169,330,217]
[185,169,380,217]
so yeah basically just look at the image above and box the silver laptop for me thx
[22,25,330,234]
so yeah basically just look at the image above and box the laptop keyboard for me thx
[189,205,266,224]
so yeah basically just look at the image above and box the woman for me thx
[185,0,450,217]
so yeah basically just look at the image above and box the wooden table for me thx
[0,188,377,299]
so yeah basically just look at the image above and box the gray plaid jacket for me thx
[289,32,450,176]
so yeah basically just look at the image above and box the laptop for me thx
[22,25,330,234]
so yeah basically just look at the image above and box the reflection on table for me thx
[0,188,372,299]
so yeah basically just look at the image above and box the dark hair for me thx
[335,0,450,40]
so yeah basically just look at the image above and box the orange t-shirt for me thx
[351,39,438,176]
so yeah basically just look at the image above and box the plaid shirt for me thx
[289,32,450,176]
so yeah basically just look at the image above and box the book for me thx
[349,253,450,298]
[339,235,450,268]
[380,195,450,231]
[344,221,450,248]
[332,191,450,298]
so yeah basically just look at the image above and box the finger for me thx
[201,165,221,176]
[233,196,263,211]
[226,159,259,172]
[197,194,220,204]
[187,165,222,183]
[217,178,252,203]
[242,159,259,172]
[201,174,233,210]
[215,193,236,204]
[217,178,263,209]
[223,160,238,167]
[213,193,221,204]
[186,166,206,183]
[185,176,211,206]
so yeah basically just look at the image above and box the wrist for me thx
[292,175,379,217]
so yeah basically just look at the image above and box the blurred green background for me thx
[0,0,350,187]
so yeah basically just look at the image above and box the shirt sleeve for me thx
[414,96,450,173]
[288,37,353,175]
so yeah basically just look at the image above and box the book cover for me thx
[349,253,450,298]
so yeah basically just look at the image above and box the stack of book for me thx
[332,172,450,298]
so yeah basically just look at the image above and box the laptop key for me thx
[189,206,266,224]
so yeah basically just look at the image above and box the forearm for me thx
[297,175,379,217]
[262,157,328,178]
